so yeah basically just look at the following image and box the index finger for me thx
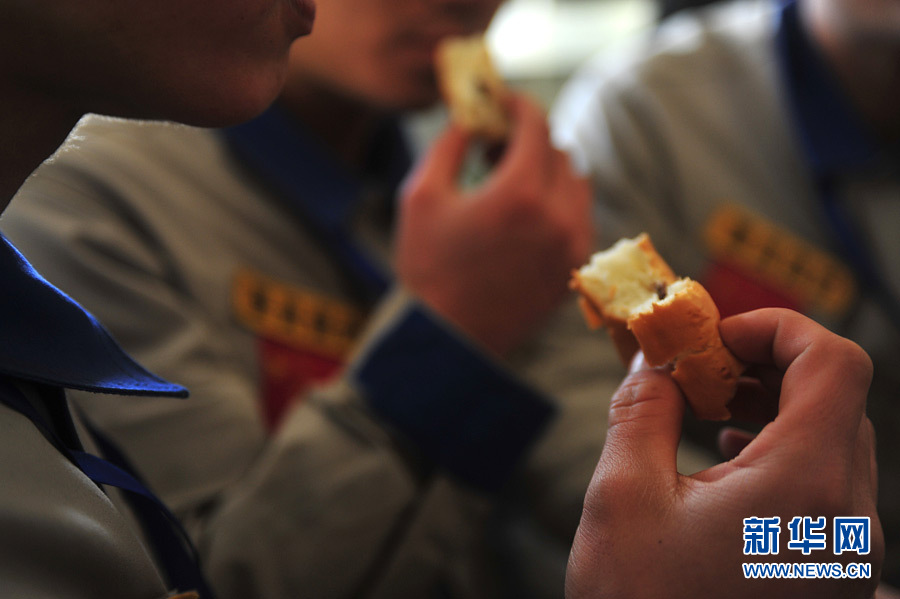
[401,122,472,198]
[480,94,553,196]
[720,308,872,453]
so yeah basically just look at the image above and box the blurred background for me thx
[486,0,720,105]
[486,0,657,104]
[411,0,716,141]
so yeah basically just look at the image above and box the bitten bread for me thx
[435,35,510,141]
[571,234,743,420]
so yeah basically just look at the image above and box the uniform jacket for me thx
[3,107,715,597]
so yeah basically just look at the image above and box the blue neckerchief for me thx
[0,233,187,396]
[775,0,900,331]
[0,378,213,598]
[774,0,876,172]
[221,104,413,303]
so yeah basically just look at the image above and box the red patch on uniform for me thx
[701,261,801,318]
[258,337,343,431]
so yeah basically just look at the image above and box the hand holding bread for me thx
[568,308,881,599]
[396,95,592,356]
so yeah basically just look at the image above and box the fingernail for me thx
[628,351,648,374]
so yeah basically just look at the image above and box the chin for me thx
[381,72,442,112]
[165,69,288,128]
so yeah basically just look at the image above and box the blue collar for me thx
[0,233,187,397]
[222,104,412,234]
[221,104,412,300]
[775,0,878,174]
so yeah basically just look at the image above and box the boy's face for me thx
[3,0,315,126]
[283,0,504,112]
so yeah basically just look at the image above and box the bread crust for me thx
[571,235,744,420]
[671,347,743,421]
[627,279,721,366]
[435,35,510,141]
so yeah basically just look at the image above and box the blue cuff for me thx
[354,306,556,492]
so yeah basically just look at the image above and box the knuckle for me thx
[823,336,873,387]
[607,370,673,431]
[583,462,640,523]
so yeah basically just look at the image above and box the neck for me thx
[277,78,388,172]
[802,2,900,143]
[0,79,80,214]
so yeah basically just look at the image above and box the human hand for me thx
[567,308,882,599]
[395,93,593,356]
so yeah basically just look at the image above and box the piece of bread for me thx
[571,234,743,420]
[435,35,510,141]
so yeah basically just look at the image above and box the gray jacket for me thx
[4,113,713,598]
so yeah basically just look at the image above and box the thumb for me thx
[401,122,471,200]
[602,366,685,475]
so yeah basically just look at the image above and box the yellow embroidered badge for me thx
[703,205,856,319]
[232,268,365,359]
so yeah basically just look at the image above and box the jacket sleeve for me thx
[202,290,556,598]
[2,156,556,599]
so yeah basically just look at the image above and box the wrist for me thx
[415,291,514,357]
